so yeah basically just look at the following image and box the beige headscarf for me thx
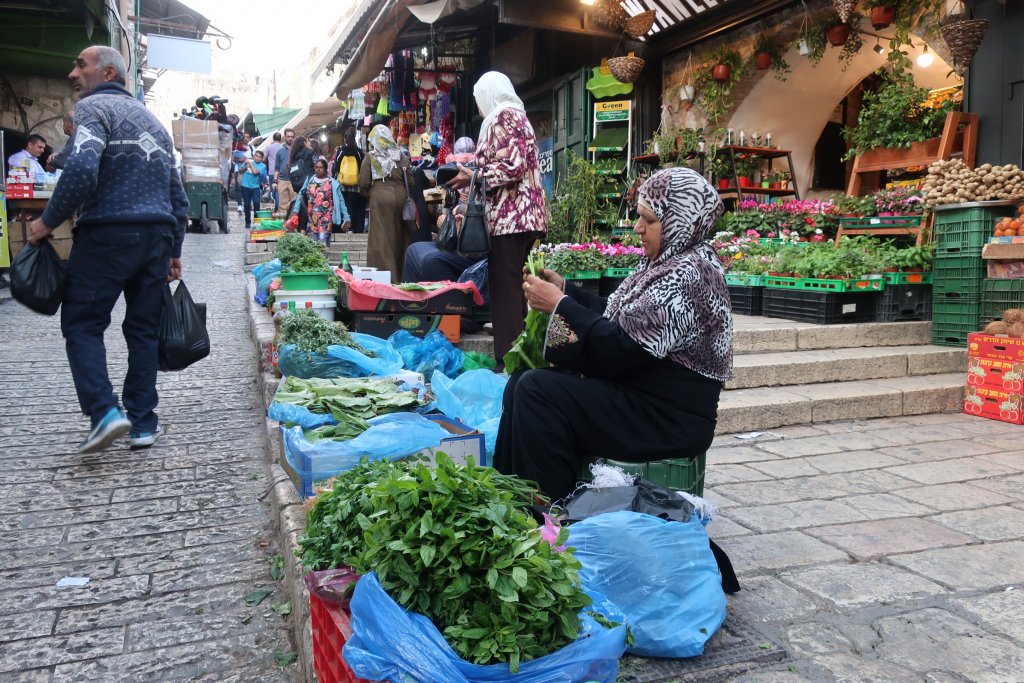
[367,124,401,181]
[473,71,524,141]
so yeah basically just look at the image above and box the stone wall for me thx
[0,74,75,152]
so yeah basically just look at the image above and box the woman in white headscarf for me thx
[359,124,414,280]
[448,71,547,365]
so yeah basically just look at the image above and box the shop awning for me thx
[0,0,110,79]
[279,100,349,138]
[329,0,419,99]
[251,107,301,136]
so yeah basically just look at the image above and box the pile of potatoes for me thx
[922,159,1024,208]
[984,309,1024,338]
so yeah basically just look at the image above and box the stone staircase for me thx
[460,316,966,433]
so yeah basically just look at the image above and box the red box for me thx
[310,592,375,683]
[5,183,32,198]
[964,384,1024,425]
[967,357,1024,391]
[339,282,475,315]
[967,333,1024,363]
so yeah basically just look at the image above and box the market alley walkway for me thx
[0,219,299,682]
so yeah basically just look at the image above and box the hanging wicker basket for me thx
[941,14,989,73]
[624,10,657,39]
[608,55,645,83]
[593,0,627,30]
[831,0,855,23]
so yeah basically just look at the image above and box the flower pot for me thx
[718,179,731,190]
[738,177,753,188]
[941,15,990,74]
[826,24,852,47]
[770,182,782,190]
[870,6,896,30]
[760,181,771,188]
[712,64,732,83]
[755,53,773,70]
[679,84,696,102]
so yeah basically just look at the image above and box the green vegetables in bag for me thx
[298,455,596,672]
[503,252,551,374]
[279,309,377,356]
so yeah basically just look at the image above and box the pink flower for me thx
[539,514,566,553]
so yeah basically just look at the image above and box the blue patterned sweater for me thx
[42,83,188,257]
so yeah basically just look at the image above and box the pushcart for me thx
[186,181,227,233]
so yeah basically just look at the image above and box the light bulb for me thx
[917,46,934,68]
[580,0,596,5]
[873,41,885,55]
[320,132,328,142]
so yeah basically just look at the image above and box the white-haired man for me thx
[28,45,188,453]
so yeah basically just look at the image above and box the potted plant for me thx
[709,47,744,83]
[894,243,935,271]
[761,172,774,189]
[677,127,705,157]
[750,33,792,80]
[709,156,733,190]
[734,156,759,188]
[697,50,750,128]
[776,170,792,190]
[795,17,828,66]
[864,0,897,29]
[646,127,679,161]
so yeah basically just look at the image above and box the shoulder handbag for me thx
[436,189,459,252]
[400,163,419,234]
[457,170,490,258]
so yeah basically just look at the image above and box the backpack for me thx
[289,157,309,191]
[338,155,359,186]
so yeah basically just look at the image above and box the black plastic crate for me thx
[567,277,601,295]
[727,285,764,316]
[762,288,880,325]
[599,276,629,297]
[875,284,933,322]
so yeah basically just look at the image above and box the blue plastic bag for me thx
[276,333,403,379]
[281,413,449,490]
[344,572,628,683]
[267,401,335,429]
[431,370,507,429]
[388,329,465,380]
[568,510,726,658]
[253,258,281,305]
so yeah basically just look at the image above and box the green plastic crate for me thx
[981,278,1024,324]
[884,271,933,285]
[279,271,332,291]
[581,454,706,496]
[765,275,885,292]
[931,321,973,347]
[564,270,601,280]
[603,267,636,278]
[726,273,765,286]
[932,254,986,297]
[931,295,980,347]
[934,204,1015,256]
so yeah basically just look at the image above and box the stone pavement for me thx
[0,215,300,681]
[706,413,1024,683]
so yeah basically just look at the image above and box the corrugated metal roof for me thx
[620,0,738,38]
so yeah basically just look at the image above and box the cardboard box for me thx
[7,218,73,260]
[339,281,474,315]
[350,312,460,344]
[184,164,222,183]
[987,261,1024,279]
[279,413,484,498]
[967,332,1024,362]
[966,356,1024,390]
[983,243,1024,260]
[5,183,32,199]
[964,384,1024,425]
[172,117,219,150]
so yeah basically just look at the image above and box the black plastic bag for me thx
[562,478,695,523]
[10,240,65,315]
[158,280,210,371]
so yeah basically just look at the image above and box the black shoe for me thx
[222,227,231,234]
[0,273,7,289]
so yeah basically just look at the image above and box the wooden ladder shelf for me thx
[836,111,979,246]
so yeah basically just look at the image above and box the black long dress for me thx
[493,281,722,501]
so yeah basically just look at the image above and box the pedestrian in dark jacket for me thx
[330,131,367,233]
[28,45,188,453]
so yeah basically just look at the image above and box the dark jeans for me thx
[241,186,261,228]
[402,241,481,282]
[343,191,367,233]
[271,184,279,212]
[489,232,542,364]
[61,224,174,432]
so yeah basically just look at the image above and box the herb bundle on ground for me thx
[503,252,551,373]
[279,309,376,356]
[273,376,424,438]
[299,455,595,672]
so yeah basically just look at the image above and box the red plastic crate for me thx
[967,332,1024,362]
[964,384,1024,425]
[309,592,375,683]
[966,357,1024,391]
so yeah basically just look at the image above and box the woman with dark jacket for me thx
[287,136,315,227]
[330,131,367,233]
[494,167,734,501]
[359,125,413,281]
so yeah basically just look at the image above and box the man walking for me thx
[264,131,284,213]
[28,45,187,453]
[275,128,295,217]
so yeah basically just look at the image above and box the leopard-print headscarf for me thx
[603,167,733,382]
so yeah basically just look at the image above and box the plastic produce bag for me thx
[276,333,402,379]
[431,370,507,429]
[10,240,65,315]
[252,258,281,306]
[281,412,449,483]
[568,510,727,658]
[462,351,497,372]
[388,330,465,379]
[158,280,210,372]
[267,401,336,429]
[457,258,489,306]
[344,572,628,683]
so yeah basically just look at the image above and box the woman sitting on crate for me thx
[293,159,351,247]
[493,167,734,501]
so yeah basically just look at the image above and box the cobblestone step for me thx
[732,318,931,355]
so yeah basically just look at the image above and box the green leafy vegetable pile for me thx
[299,455,595,672]
[279,309,376,356]
[504,252,551,374]
[275,233,328,272]
[274,376,424,438]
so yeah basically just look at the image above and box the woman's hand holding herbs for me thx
[523,274,564,314]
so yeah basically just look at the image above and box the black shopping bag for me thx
[158,280,210,371]
[10,240,65,315]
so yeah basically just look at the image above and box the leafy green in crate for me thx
[273,376,424,439]
[299,455,603,672]
[279,309,376,355]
